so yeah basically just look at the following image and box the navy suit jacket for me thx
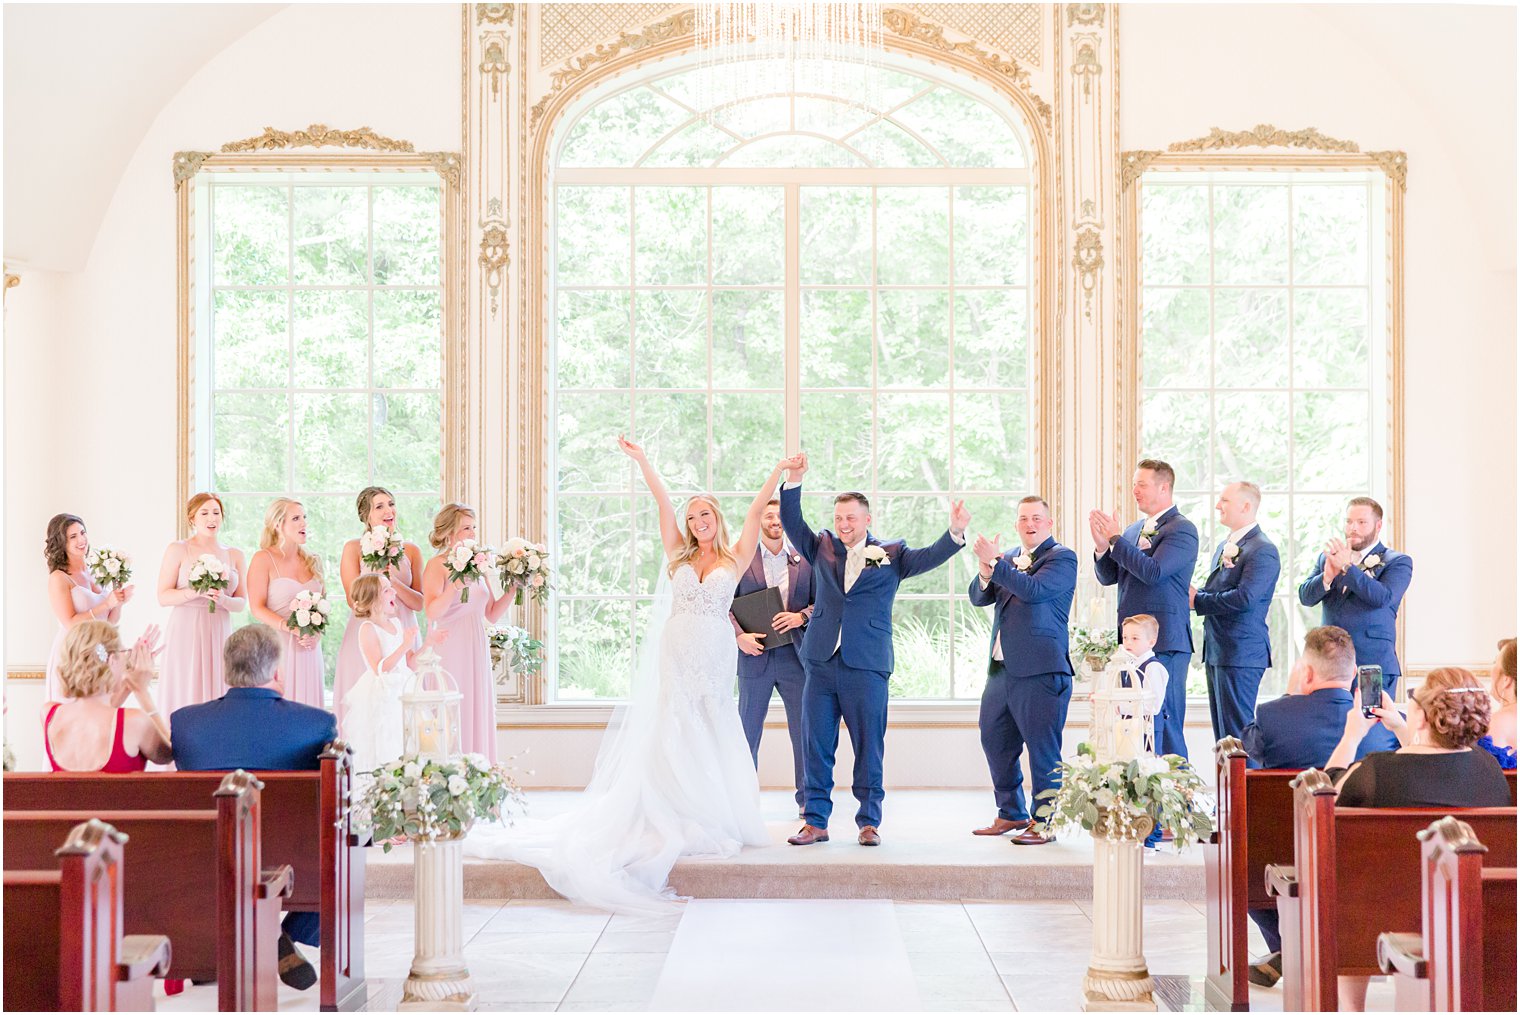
[780,484,963,673]
[1297,541,1412,677]
[731,545,814,680]
[966,537,1077,679]
[1240,686,1399,769]
[1093,505,1199,655]
[1193,525,1280,668]
[171,687,337,772]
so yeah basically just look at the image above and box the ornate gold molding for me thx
[1168,124,1360,154]
[1367,150,1409,190]
[881,8,1050,127]
[532,8,695,130]
[425,151,463,189]
[481,35,511,96]
[479,198,510,316]
[477,2,513,25]
[1119,149,1161,190]
[1073,225,1103,321]
[1066,3,1105,27]
[173,150,214,192]
[4,272,20,299]
[220,123,417,154]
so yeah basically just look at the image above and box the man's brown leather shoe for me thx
[1011,827,1054,846]
[788,824,829,845]
[858,826,881,846]
[972,817,1031,836]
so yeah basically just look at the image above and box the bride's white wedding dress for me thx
[464,563,770,912]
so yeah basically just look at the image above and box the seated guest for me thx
[1324,665,1511,1011]
[1240,625,1398,987]
[40,621,171,771]
[1476,637,1516,769]
[171,623,337,991]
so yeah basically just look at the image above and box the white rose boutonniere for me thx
[1012,552,1034,573]
[1220,542,1241,569]
[861,545,889,568]
[1359,553,1382,574]
[1138,526,1159,551]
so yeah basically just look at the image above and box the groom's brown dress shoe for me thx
[1011,827,1054,846]
[858,826,881,846]
[788,824,829,845]
[972,817,1030,836]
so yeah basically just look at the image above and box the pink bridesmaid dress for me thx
[334,551,419,728]
[44,577,112,702]
[431,576,495,762]
[263,551,327,710]
[157,552,239,718]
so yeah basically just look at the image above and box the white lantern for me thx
[402,647,463,762]
[1088,650,1157,764]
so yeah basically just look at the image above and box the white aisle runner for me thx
[649,899,922,1012]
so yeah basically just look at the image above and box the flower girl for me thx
[342,574,449,773]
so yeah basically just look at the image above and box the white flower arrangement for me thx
[285,589,331,638]
[352,753,524,852]
[1138,525,1159,551]
[359,525,405,573]
[1220,542,1241,569]
[1359,553,1382,574]
[187,553,231,613]
[1034,742,1215,848]
[85,546,132,590]
[444,539,494,603]
[860,544,889,568]
[488,624,544,680]
[1011,551,1034,573]
[497,536,552,606]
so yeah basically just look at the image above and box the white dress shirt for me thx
[759,540,790,604]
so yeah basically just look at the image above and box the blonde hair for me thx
[58,621,124,699]
[1122,614,1160,639]
[429,503,476,551]
[667,495,737,578]
[186,492,225,530]
[1495,638,1517,707]
[1411,667,1492,750]
[259,498,323,579]
[350,574,385,618]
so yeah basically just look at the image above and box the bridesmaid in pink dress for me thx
[246,498,327,709]
[155,493,247,718]
[333,486,424,726]
[422,503,511,761]
[45,512,133,703]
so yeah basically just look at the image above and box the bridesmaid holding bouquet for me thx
[44,512,133,703]
[247,498,327,709]
[155,493,247,717]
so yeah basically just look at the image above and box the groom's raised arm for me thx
[897,530,965,579]
[779,483,821,563]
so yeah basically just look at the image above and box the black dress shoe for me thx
[277,931,317,991]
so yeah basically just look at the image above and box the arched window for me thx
[550,57,1036,701]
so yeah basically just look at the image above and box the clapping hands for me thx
[949,499,970,537]
[1323,538,1353,578]
[1088,510,1123,551]
[972,533,1003,567]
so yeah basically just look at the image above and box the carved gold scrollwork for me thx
[173,150,214,191]
[425,151,463,189]
[479,198,510,317]
[477,3,513,25]
[1167,124,1360,154]
[1120,150,1163,191]
[482,37,511,97]
[1072,36,1100,97]
[1073,225,1103,321]
[220,124,417,154]
[1066,4,1105,28]
[881,8,1051,127]
[532,9,695,130]
[1367,150,1409,191]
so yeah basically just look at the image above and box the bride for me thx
[464,437,795,912]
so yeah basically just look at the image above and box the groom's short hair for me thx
[835,492,870,511]
[1018,495,1050,514]
[1136,458,1176,490]
[766,498,780,508]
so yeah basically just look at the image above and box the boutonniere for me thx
[1011,552,1034,573]
[1220,542,1241,569]
[1138,526,1158,551]
[1359,553,1382,574]
[860,545,889,568]
[791,554,801,565]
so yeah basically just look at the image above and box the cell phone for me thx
[1357,665,1384,717]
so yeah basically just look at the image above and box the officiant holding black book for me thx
[731,497,814,815]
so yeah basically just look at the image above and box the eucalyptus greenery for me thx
[353,753,523,852]
[1069,625,1120,667]
[489,625,544,680]
[1034,743,1215,847]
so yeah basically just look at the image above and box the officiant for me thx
[731,497,814,815]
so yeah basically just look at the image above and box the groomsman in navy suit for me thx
[780,452,968,846]
[1090,459,1200,758]
[731,498,814,815]
[1189,481,1281,742]
[1297,496,1412,694]
[967,496,1078,846]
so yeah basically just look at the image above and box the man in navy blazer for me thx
[731,498,814,814]
[967,496,1078,846]
[1091,459,1200,758]
[780,453,968,846]
[1297,496,1413,694]
[171,623,337,990]
[1190,481,1281,742]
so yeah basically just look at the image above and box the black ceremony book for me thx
[730,585,794,649]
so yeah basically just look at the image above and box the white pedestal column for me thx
[399,836,477,1011]
[1083,813,1156,1012]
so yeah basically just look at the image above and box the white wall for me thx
[1121,3,1518,667]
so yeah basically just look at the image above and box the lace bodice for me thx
[670,563,737,620]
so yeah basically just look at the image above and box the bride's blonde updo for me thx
[667,495,737,578]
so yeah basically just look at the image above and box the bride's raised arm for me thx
[730,455,798,574]
[617,435,684,560]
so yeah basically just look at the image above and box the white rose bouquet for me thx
[85,546,132,590]
[285,589,331,638]
[1034,742,1214,848]
[359,524,405,573]
[187,553,231,613]
[497,537,552,606]
[444,539,493,603]
[352,752,524,851]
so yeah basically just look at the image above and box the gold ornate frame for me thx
[173,126,467,533]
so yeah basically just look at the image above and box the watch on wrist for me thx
[1108,534,1120,546]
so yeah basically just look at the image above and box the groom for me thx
[779,452,969,846]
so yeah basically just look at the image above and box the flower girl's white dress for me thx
[341,620,410,773]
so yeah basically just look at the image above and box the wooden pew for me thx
[3,818,171,1012]
[3,770,289,1012]
[1265,769,1517,1012]
[3,742,367,1011]
[1377,816,1519,1012]
[1203,736,1299,1011]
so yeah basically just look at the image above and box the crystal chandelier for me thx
[693,3,886,116]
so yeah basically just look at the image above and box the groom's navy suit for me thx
[1193,525,1280,743]
[731,546,814,809]
[967,537,1077,824]
[1094,505,1199,758]
[780,484,964,830]
[1297,541,1412,693]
